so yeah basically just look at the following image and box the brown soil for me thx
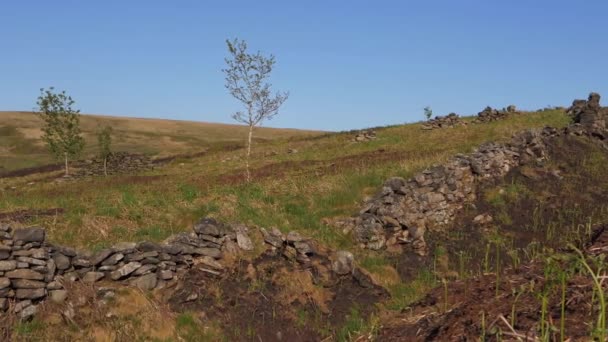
[378,225,608,341]
[168,252,389,341]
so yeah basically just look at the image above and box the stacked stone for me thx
[353,130,377,142]
[569,93,607,134]
[260,228,315,265]
[472,106,517,123]
[73,152,155,177]
[0,217,254,319]
[421,113,467,130]
[353,127,557,256]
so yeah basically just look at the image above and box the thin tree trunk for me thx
[64,152,69,176]
[246,124,253,182]
[104,157,107,176]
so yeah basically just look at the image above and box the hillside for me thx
[0,111,323,172]
[3,97,608,341]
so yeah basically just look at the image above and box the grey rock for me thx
[5,269,44,280]
[0,260,17,272]
[53,253,71,270]
[13,227,45,243]
[198,256,224,270]
[19,304,37,319]
[332,251,355,275]
[16,257,47,266]
[0,277,10,290]
[110,262,141,280]
[11,279,47,289]
[136,241,161,252]
[159,270,173,280]
[50,290,68,304]
[261,227,284,248]
[14,300,32,313]
[101,253,124,266]
[82,272,105,283]
[192,247,221,259]
[112,242,137,254]
[294,241,313,255]
[286,231,303,243]
[0,298,7,311]
[236,231,254,251]
[90,249,113,266]
[130,273,157,290]
[193,217,229,237]
[47,281,62,290]
[133,264,157,276]
[15,288,46,300]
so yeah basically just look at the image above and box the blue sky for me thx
[1,1,606,131]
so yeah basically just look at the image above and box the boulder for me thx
[332,251,355,275]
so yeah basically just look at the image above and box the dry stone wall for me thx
[421,113,467,130]
[353,94,605,256]
[0,218,342,320]
[73,152,155,177]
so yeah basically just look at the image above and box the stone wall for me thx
[472,105,518,123]
[0,218,338,320]
[72,152,155,177]
[352,94,604,256]
[421,113,467,130]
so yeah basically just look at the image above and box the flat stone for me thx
[110,262,141,280]
[0,260,17,272]
[133,264,157,276]
[130,273,157,290]
[112,242,137,254]
[5,269,44,280]
[11,279,47,289]
[236,232,253,251]
[15,288,46,299]
[101,253,124,266]
[16,257,47,266]
[49,290,68,304]
[192,247,221,259]
[82,272,105,283]
[286,231,303,243]
[0,277,10,290]
[72,257,91,268]
[13,227,45,243]
[90,249,113,266]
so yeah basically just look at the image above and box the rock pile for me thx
[568,92,608,134]
[73,152,155,177]
[421,113,467,130]
[472,105,518,123]
[353,130,377,142]
[0,218,254,319]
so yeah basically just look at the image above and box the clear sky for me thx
[1,1,607,131]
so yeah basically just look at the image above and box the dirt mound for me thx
[168,251,389,341]
[378,225,608,341]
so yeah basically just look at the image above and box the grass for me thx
[0,111,322,172]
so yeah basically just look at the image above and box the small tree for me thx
[222,38,289,182]
[424,106,433,120]
[97,125,113,176]
[36,87,85,176]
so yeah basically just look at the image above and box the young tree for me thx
[222,38,289,182]
[424,106,433,120]
[97,125,113,176]
[36,87,85,176]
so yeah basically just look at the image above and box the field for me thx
[0,111,322,172]
[5,107,608,340]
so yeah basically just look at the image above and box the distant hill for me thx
[0,111,323,171]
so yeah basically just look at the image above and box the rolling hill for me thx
[0,111,323,172]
